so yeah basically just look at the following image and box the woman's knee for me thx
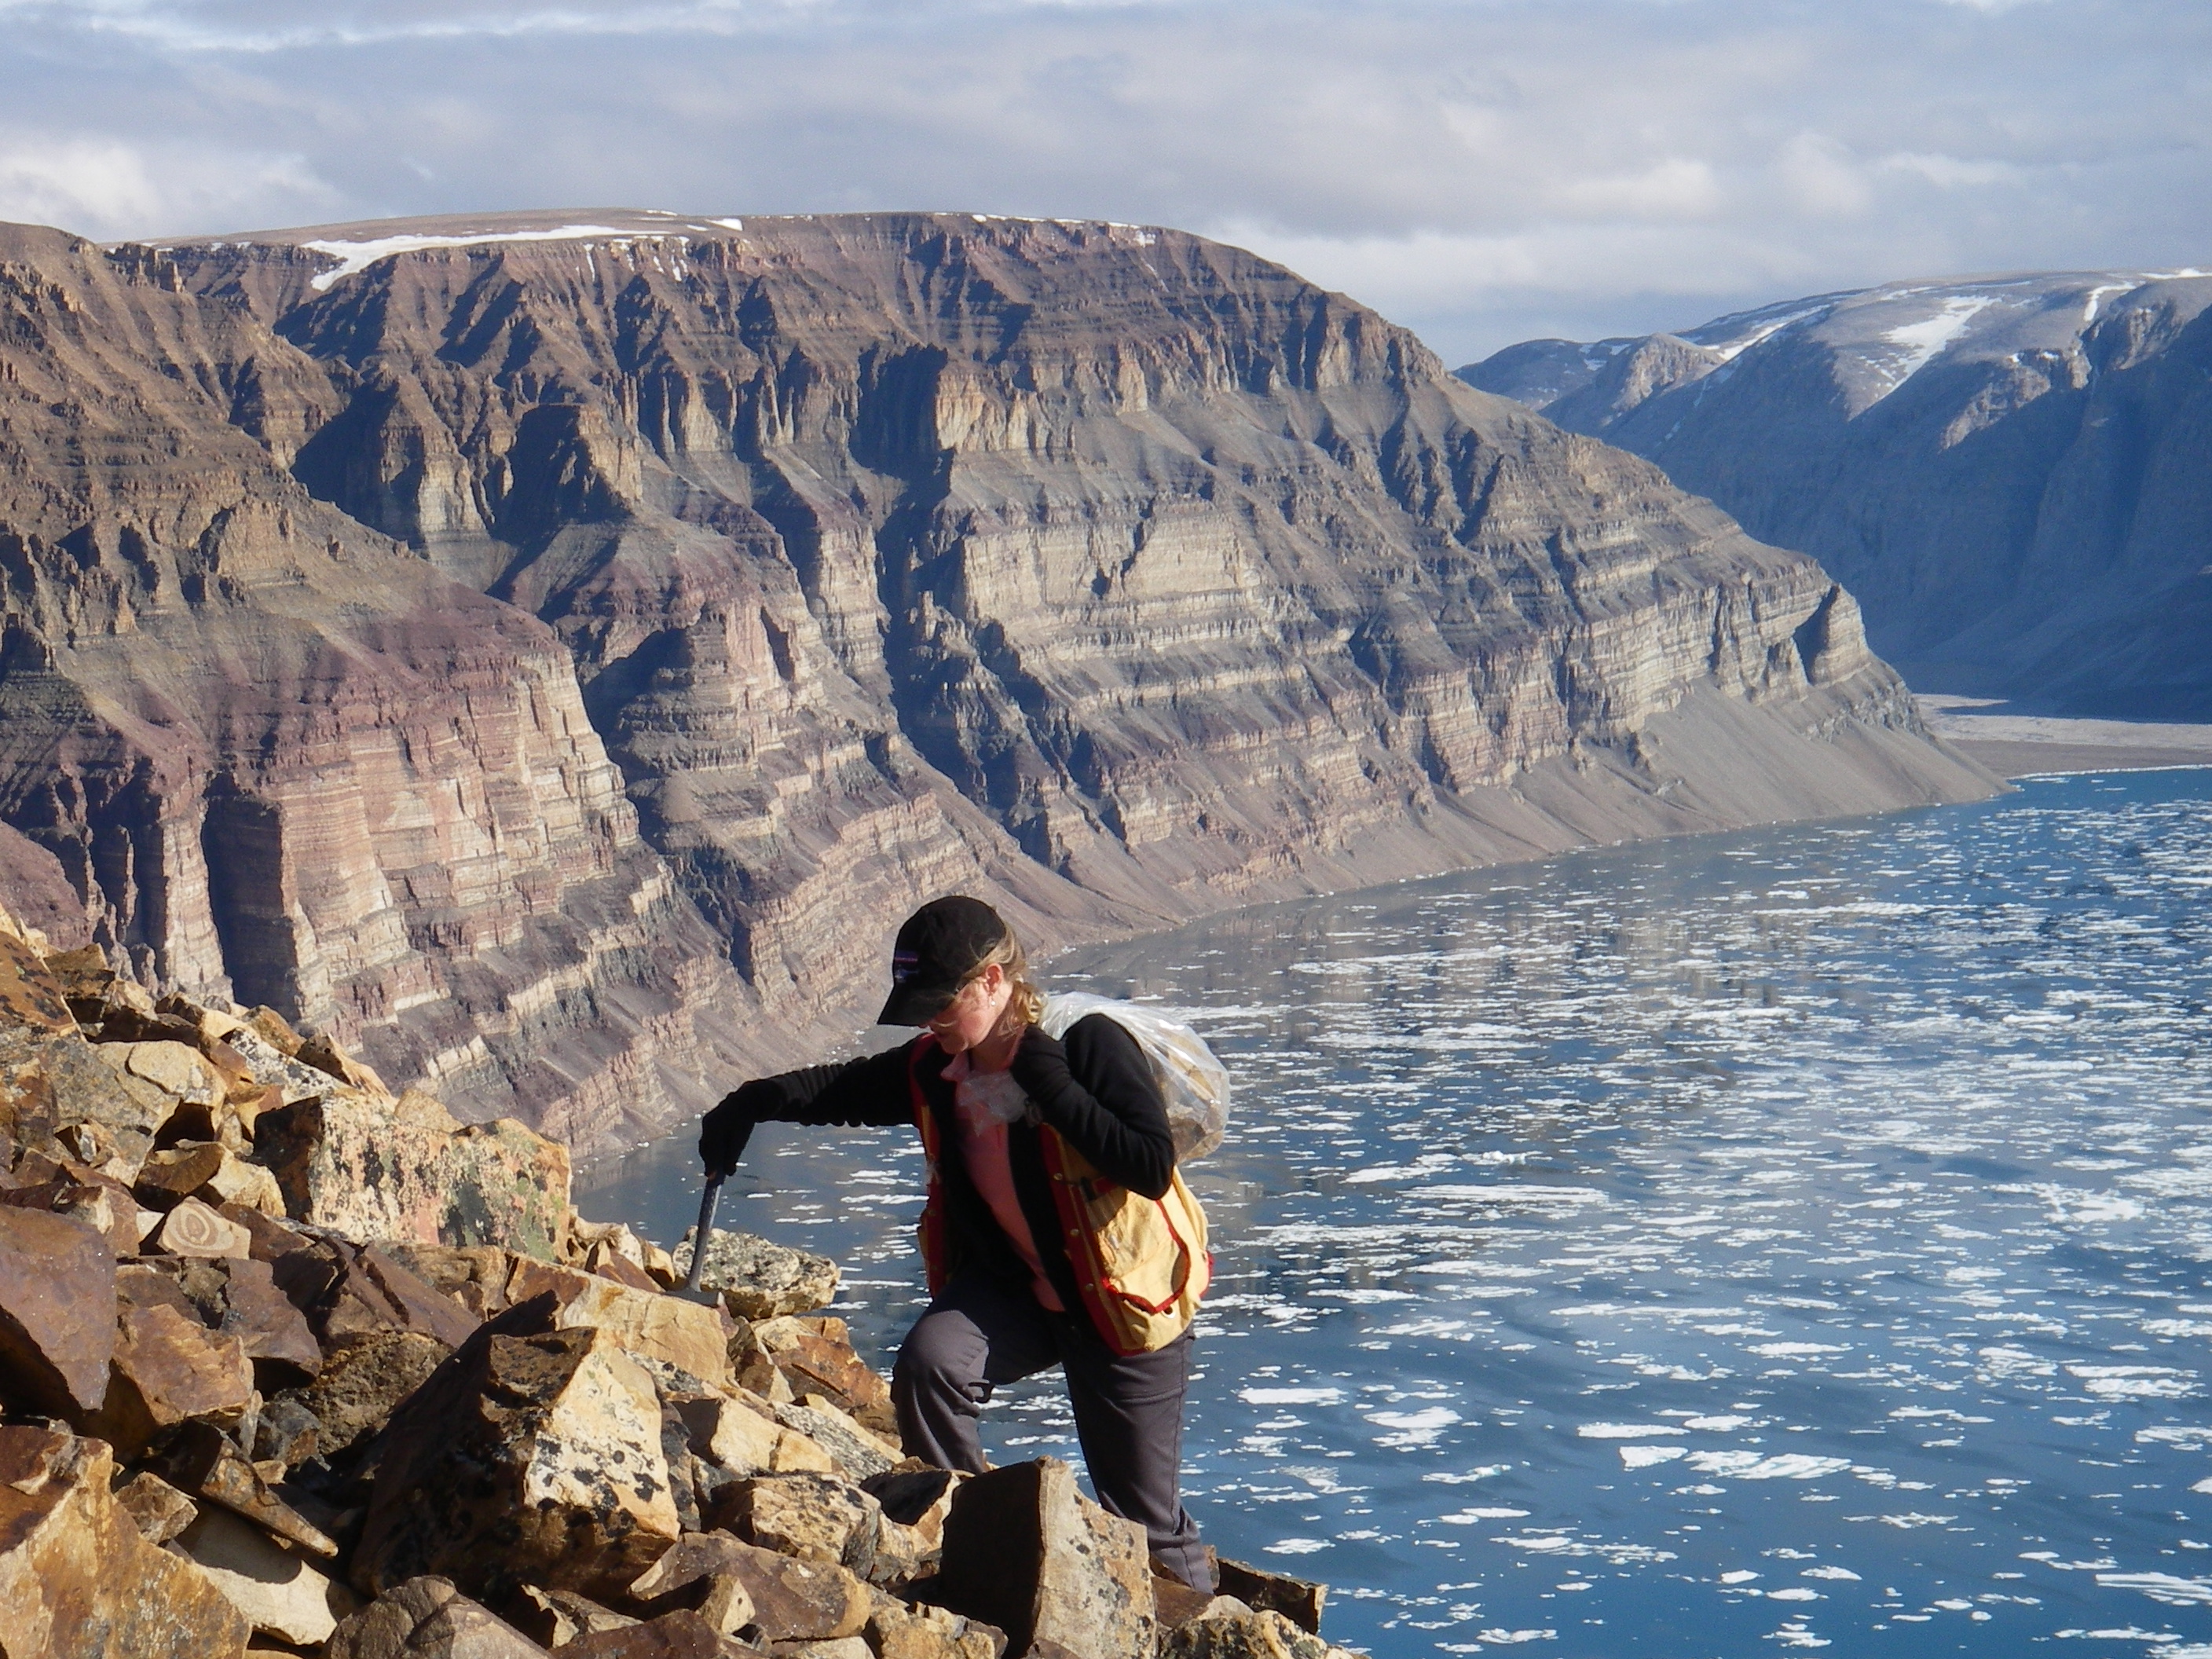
[894,1307,987,1399]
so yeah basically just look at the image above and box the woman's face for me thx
[925,961,1013,1056]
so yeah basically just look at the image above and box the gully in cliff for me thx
[701,895,1218,1591]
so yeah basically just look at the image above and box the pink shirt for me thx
[943,1051,1065,1312]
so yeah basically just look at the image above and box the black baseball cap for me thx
[877,895,1012,1025]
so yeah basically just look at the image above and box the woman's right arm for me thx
[699,1044,916,1173]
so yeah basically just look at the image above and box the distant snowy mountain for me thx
[1463,270,2212,717]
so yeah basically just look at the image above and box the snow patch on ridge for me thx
[301,224,630,291]
[1874,294,2000,390]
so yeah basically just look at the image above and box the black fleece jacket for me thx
[726,1014,1173,1313]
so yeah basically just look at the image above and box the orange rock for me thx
[355,1314,682,1605]
[0,1203,116,1414]
[0,1424,251,1657]
[85,1298,255,1459]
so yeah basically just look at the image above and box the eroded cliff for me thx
[0,211,1993,1144]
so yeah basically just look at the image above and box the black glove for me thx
[1006,1027,1074,1110]
[699,1082,767,1177]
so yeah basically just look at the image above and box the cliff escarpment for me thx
[0,211,1993,1143]
[1463,272,2212,717]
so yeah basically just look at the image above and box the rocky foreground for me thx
[0,895,1335,1659]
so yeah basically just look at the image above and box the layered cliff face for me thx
[0,210,1992,1144]
[0,224,771,1150]
[1463,272,2212,716]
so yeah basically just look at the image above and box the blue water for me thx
[580,768,2212,1657]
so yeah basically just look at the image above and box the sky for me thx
[1,0,2207,364]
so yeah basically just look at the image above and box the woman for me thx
[698,895,1215,1591]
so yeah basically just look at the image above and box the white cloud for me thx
[0,134,333,238]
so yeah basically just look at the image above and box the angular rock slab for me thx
[0,1203,115,1414]
[672,1390,836,1479]
[866,1599,1007,1659]
[174,1507,352,1646]
[1214,1560,1325,1635]
[0,1424,251,1657]
[328,1575,550,1658]
[356,1318,681,1603]
[84,1298,255,1459]
[294,1329,452,1459]
[720,1470,882,1576]
[671,1227,838,1319]
[936,1458,1155,1659]
[506,1256,731,1388]
[257,1089,571,1261]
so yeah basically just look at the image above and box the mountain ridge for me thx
[1461,267,2212,717]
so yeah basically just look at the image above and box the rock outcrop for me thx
[0,209,1992,1144]
[0,892,1345,1657]
[1463,271,2212,717]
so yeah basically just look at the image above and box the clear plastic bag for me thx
[1038,992,1230,1163]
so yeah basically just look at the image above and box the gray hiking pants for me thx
[892,1271,1213,1591]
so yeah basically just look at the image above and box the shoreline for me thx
[1917,694,2212,779]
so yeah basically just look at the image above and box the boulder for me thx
[671,1390,837,1479]
[740,1317,895,1438]
[2,1167,143,1255]
[935,1459,1155,1659]
[38,941,111,1015]
[85,1298,255,1459]
[174,1506,353,1646]
[672,1228,838,1320]
[223,1024,347,1105]
[158,1254,324,1384]
[94,1038,221,1104]
[0,1202,115,1414]
[1157,1608,1333,1659]
[866,1599,1006,1659]
[355,1314,683,1603]
[0,1424,251,1657]
[135,1142,285,1217]
[257,1089,571,1261]
[309,1242,483,1350]
[775,1397,903,1482]
[511,1584,640,1647]
[719,1471,883,1576]
[115,1469,201,1544]
[294,1330,451,1460]
[328,1575,549,1658]
[160,1419,340,1558]
[0,914,75,1034]
[379,1243,520,1320]
[562,1609,763,1657]
[152,1196,256,1258]
[253,1393,323,1468]
[30,1031,178,1177]
[298,1029,389,1094]
[681,1537,871,1644]
[626,1529,759,1635]
[506,1256,731,1389]
[1214,1561,1325,1635]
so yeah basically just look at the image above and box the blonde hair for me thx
[971,932,1046,1030]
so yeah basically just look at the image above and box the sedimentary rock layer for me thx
[0,210,1992,1142]
[1463,272,2212,717]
